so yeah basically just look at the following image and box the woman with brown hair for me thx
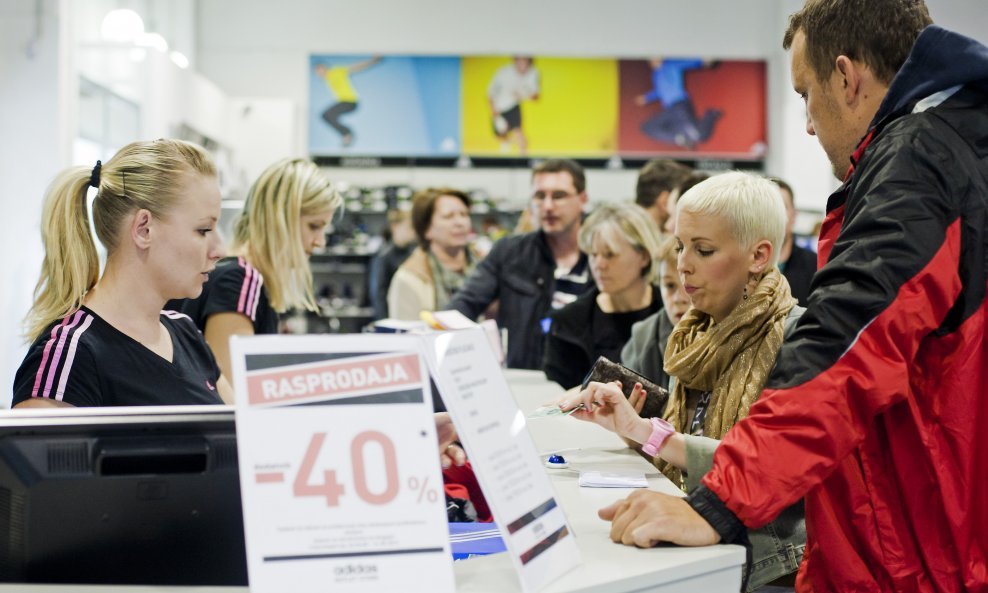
[387,188,476,320]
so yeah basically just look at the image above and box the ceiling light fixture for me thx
[100,8,145,43]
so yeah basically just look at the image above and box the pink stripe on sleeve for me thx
[161,310,191,321]
[236,257,253,315]
[31,314,75,397]
[36,310,84,399]
[54,314,94,401]
[245,268,261,321]
[250,275,264,320]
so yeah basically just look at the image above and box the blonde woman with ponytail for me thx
[13,139,229,408]
[169,158,341,381]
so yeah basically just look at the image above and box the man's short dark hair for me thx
[767,176,795,207]
[532,159,586,194]
[635,159,692,209]
[783,0,932,86]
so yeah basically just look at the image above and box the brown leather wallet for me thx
[580,356,669,419]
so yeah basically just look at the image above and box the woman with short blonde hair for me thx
[565,172,805,590]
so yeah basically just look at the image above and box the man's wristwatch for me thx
[641,417,675,457]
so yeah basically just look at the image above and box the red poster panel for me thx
[618,59,766,159]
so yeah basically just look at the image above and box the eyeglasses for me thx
[531,190,577,203]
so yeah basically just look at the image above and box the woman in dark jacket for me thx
[543,203,663,388]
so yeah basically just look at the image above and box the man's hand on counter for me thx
[598,490,720,548]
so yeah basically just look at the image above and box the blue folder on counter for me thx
[448,522,506,561]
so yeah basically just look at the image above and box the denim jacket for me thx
[669,306,806,591]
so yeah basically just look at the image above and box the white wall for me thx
[925,0,988,37]
[71,0,230,148]
[227,98,297,189]
[0,0,72,408]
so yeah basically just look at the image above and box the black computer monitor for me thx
[0,406,247,586]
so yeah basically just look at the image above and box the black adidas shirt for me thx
[13,307,223,407]
[168,256,279,335]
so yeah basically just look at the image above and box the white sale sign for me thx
[230,334,454,593]
[423,329,581,592]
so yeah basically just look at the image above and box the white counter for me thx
[452,369,743,593]
[0,369,743,593]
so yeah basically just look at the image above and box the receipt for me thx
[577,471,648,488]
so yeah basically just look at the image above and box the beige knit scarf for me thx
[657,267,796,484]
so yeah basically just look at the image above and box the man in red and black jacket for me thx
[598,1,988,592]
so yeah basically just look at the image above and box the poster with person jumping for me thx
[308,55,461,157]
[307,54,766,161]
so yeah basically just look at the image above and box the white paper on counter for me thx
[578,471,648,488]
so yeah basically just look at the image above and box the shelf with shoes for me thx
[293,183,523,334]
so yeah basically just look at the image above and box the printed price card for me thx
[230,335,454,593]
[423,328,580,592]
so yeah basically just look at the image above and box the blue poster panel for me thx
[308,55,461,157]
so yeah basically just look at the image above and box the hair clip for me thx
[89,160,102,189]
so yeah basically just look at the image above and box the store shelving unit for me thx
[286,184,523,335]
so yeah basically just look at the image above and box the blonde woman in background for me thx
[13,139,230,407]
[388,188,476,321]
[170,157,341,380]
[542,202,664,389]
[562,172,805,590]
[512,206,535,235]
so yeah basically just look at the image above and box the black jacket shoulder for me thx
[543,289,598,388]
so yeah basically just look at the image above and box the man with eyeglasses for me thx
[448,159,593,369]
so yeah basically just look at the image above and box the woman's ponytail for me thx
[25,167,101,341]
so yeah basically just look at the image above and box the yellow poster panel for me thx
[462,57,618,157]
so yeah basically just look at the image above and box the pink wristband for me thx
[641,417,675,456]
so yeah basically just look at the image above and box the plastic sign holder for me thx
[424,328,580,592]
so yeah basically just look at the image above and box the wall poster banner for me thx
[308,54,766,163]
[461,56,619,158]
[308,55,461,157]
[617,58,767,158]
